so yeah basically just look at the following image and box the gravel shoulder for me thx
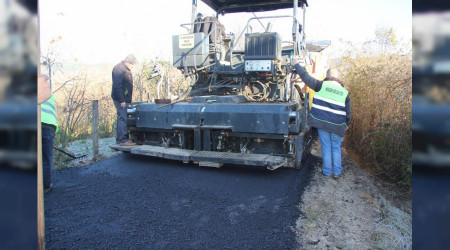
[296,141,412,249]
[54,137,121,168]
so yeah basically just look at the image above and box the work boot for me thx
[322,172,331,179]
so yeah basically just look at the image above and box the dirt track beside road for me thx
[296,141,412,249]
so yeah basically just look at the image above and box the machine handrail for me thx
[178,15,304,70]
[229,15,304,69]
[180,20,215,32]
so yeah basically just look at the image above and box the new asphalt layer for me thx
[412,167,450,249]
[45,153,316,248]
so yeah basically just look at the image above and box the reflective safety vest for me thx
[309,81,348,135]
[41,94,59,132]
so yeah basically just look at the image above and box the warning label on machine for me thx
[179,35,195,49]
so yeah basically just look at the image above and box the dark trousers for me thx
[42,126,55,188]
[113,100,128,143]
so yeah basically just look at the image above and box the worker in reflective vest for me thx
[293,59,351,179]
[40,75,58,192]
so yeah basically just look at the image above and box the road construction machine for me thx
[0,0,37,169]
[113,0,322,170]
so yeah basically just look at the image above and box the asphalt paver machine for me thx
[113,0,316,170]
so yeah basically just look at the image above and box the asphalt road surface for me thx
[413,166,450,249]
[45,153,316,249]
[0,167,37,249]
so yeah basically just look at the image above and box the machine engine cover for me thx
[244,32,282,60]
[173,33,209,67]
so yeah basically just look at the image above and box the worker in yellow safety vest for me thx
[293,58,351,179]
[40,75,58,192]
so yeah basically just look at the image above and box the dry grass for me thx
[372,197,412,250]
[52,60,189,147]
[337,53,412,187]
[296,143,412,250]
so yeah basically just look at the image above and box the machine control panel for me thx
[245,60,272,72]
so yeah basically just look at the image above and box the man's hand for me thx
[120,102,126,108]
[38,74,51,104]
[292,57,306,67]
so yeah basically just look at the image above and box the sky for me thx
[39,0,412,65]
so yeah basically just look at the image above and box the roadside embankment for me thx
[296,141,412,249]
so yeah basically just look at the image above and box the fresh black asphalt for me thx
[0,168,37,249]
[412,167,450,249]
[45,152,317,249]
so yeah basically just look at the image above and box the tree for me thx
[131,59,190,102]
[133,60,152,102]
[41,37,63,89]
[58,74,95,146]
[374,27,398,55]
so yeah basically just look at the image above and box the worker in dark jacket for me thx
[193,13,203,33]
[202,15,226,44]
[111,54,137,146]
[293,59,351,179]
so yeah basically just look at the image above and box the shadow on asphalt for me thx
[129,153,292,173]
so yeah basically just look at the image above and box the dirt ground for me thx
[295,141,412,249]
[54,137,120,169]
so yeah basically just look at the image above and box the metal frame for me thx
[183,0,307,70]
[229,15,302,69]
[201,0,308,14]
[179,20,225,67]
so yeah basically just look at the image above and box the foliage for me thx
[337,40,412,188]
[52,59,189,148]
[374,27,398,55]
[132,59,190,102]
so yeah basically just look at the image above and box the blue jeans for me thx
[113,100,128,143]
[42,126,55,188]
[318,128,343,177]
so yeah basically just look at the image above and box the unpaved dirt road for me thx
[45,153,316,248]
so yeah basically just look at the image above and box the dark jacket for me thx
[202,16,225,43]
[294,64,351,136]
[111,61,133,103]
[193,17,203,33]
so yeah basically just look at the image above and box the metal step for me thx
[131,145,197,162]
[191,151,286,168]
[198,161,224,168]
[111,144,288,169]
[110,145,134,152]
